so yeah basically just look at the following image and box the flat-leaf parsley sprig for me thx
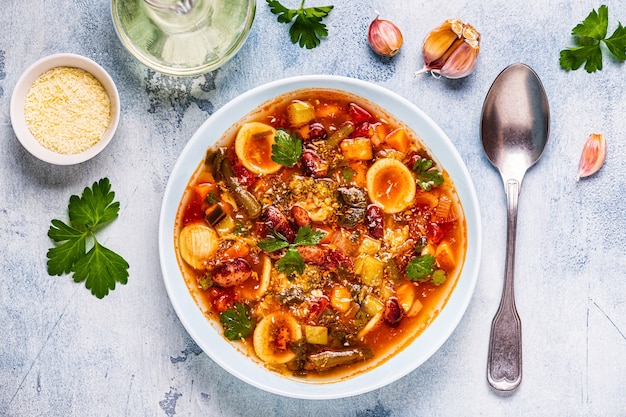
[271,129,303,166]
[559,5,626,73]
[267,0,334,49]
[258,225,326,275]
[47,178,130,299]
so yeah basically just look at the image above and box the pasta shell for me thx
[178,223,218,270]
[253,312,302,364]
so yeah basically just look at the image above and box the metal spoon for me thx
[480,63,550,393]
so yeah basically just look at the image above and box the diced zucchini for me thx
[358,236,381,255]
[304,325,328,345]
[359,255,383,286]
[362,294,384,317]
[287,100,315,127]
[215,214,235,236]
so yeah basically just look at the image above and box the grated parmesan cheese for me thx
[24,66,111,155]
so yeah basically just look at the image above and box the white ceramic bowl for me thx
[158,75,482,399]
[10,53,120,165]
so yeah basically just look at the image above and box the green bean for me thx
[221,158,262,219]
[304,347,373,371]
[326,122,355,148]
[206,147,226,181]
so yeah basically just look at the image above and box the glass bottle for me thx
[111,0,256,76]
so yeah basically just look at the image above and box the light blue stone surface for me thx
[1,0,625,416]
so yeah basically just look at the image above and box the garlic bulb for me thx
[368,16,404,57]
[577,133,606,180]
[416,19,480,79]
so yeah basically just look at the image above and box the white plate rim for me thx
[158,74,482,400]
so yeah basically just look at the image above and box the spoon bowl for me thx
[481,64,550,184]
[480,63,550,393]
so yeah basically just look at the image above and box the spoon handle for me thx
[487,179,522,393]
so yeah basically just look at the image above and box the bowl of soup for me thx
[158,75,481,399]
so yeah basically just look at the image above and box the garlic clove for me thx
[577,133,606,180]
[417,19,480,79]
[422,19,462,64]
[438,40,480,79]
[368,16,404,57]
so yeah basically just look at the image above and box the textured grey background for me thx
[1,0,625,416]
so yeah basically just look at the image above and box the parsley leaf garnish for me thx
[258,225,326,276]
[431,269,447,286]
[405,254,436,282]
[293,225,326,246]
[412,157,444,191]
[277,247,306,276]
[271,128,303,166]
[267,0,334,49]
[258,232,291,252]
[220,303,255,340]
[560,5,626,72]
[406,254,447,286]
[46,178,129,299]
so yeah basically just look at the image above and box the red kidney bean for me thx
[365,204,384,239]
[296,246,326,265]
[308,122,327,140]
[384,297,403,326]
[212,258,252,287]
[348,103,373,124]
[291,205,311,227]
[264,206,296,242]
[325,249,354,271]
[301,150,328,178]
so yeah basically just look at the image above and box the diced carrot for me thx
[194,182,218,202]
[315,103,340,119]
[414,189,440,208]
[340,138,373,161]
[349,162,368,187]
[330,285,352,313]
[250,176,272,196]
[374,123,390,139]
[224,240,250,260]
[296,124,310,140]
[384,128,410,153]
